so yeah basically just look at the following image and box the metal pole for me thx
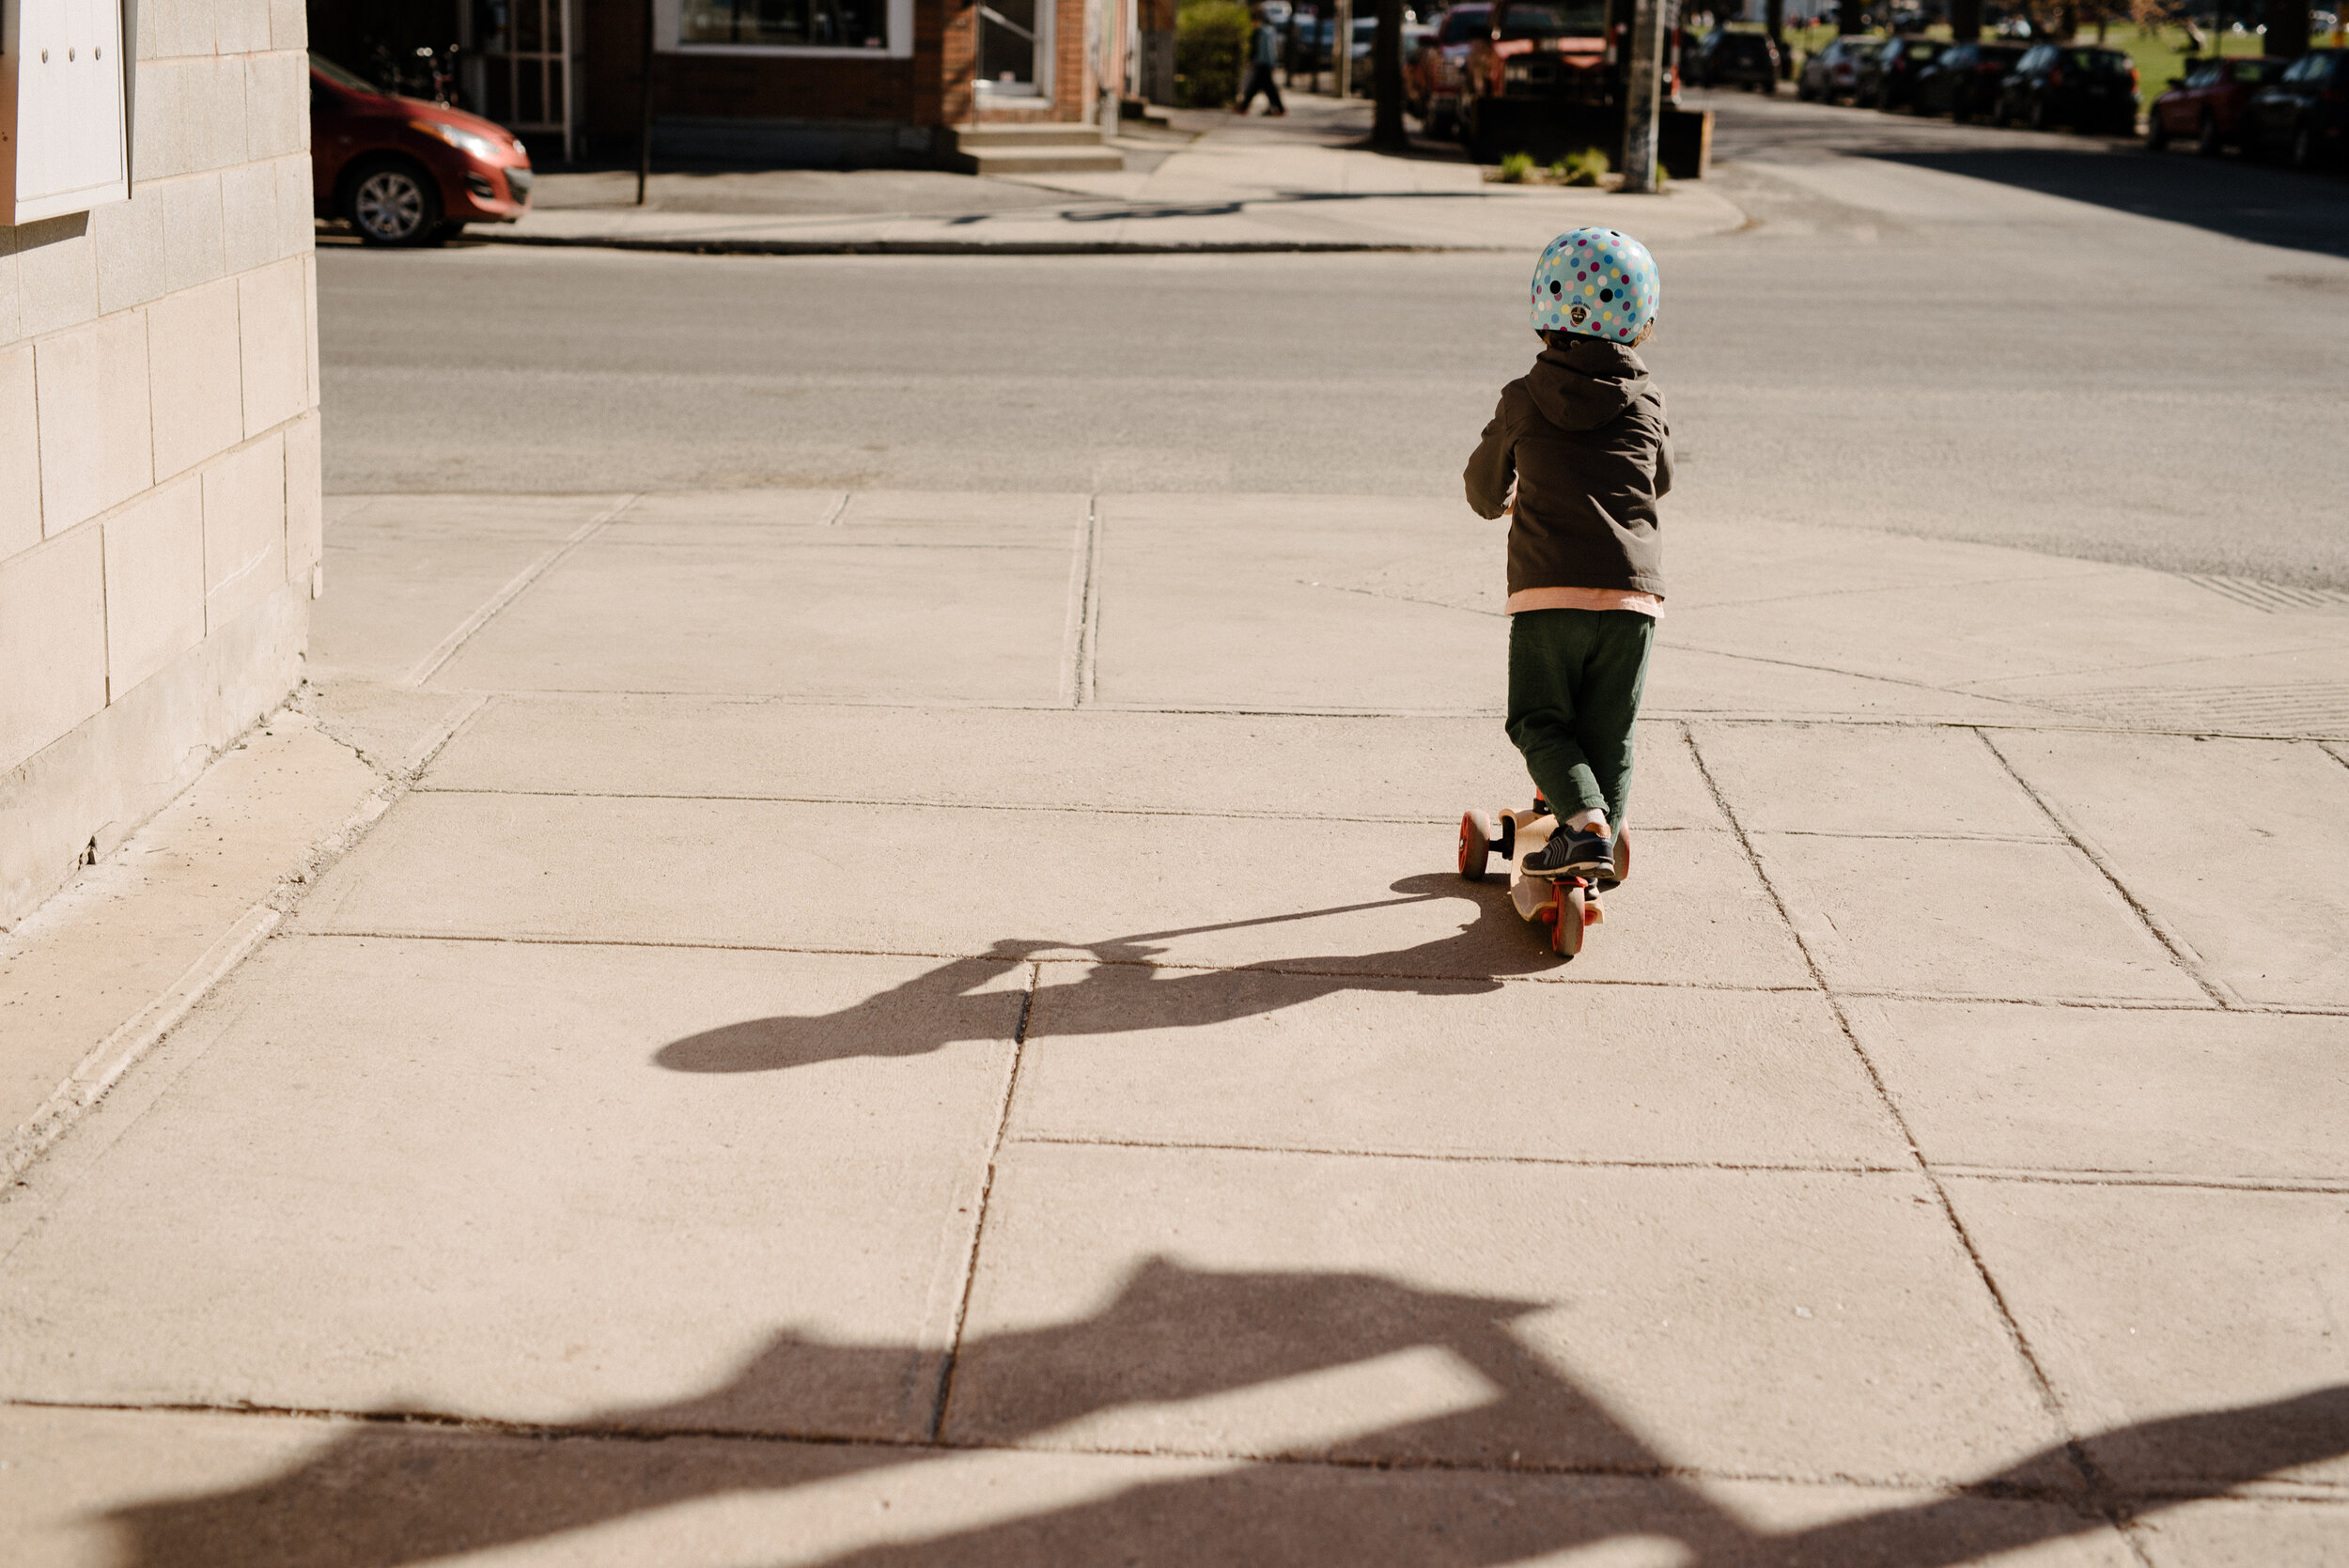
[1620,0,1663,192]
[637,0,657,205]
[1334,0,1353,98]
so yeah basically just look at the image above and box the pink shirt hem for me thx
[1504,587,1663,617]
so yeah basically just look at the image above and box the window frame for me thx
[656,0,917,59]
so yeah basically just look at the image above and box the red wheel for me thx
[1458,811,1494,880]
[1551,882,1584,956]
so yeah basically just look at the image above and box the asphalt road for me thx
[320,90,2349,587]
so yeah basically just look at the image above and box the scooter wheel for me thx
[1611,827,1630,886]
[1551,883,1585,956]
[1458,810,1495,880]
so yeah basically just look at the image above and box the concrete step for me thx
[946,144,1127,176]
[950,122,1115,150]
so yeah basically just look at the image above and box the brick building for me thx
[314,0,1128,168]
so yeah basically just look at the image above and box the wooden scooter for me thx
[1455,806,1628,959]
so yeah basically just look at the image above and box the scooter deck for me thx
[1456,807,1607,957]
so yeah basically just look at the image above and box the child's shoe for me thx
[1523,823,1614,879]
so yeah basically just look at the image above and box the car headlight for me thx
[411,119,506,162]
[1504,61,1529,82]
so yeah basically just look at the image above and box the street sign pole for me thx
[1620,0,1663,193]
[1334,0,1353,100]
[637,0,656,205]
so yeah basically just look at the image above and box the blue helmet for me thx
[1530,227,1660,344]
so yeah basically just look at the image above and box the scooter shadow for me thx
[656,870,1563,1075]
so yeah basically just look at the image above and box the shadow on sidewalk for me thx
[654,873,1551,1075]
[102,1257,2349,1567]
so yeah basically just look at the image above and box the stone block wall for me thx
[0,0,321,926]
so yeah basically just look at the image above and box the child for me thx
[1463,227,1671,883]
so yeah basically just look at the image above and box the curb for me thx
[467,233,1500,257]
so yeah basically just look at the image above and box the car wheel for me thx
[344,159,443,247]
[2146,110,2169,150]
[2196,111,2222,157]
[1797,82,1815,101]
[2029,95,2050,131]
[2292,122,2316,170]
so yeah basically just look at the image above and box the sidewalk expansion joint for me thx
[927,960,1038,1444]
[399,493,642,690]
[0,1396,2179,1501]
[1973,728,2240,1010]
[276,930,1815,995]
[406,784,1610,829]
[1933,1166,2349,1196]
[1010,1134,1914,1177]
[1678,721,2124,1521]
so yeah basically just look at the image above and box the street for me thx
[7,84,2349,1568]
[319,90,2349,585]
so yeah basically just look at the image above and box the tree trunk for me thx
[1949,0,1982,44]
[1766,0,1790,76]
[2263,0,2310,59]
[2058,3,2077,41]
[1836,0,1860,36]
[1373,0,1408,148]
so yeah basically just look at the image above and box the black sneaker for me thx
[1523,823,1614,879]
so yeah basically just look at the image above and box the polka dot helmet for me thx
[1531,227,1659,344]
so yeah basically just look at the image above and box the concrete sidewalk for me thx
[456,97,1744,255]
[3,481,2346,1565]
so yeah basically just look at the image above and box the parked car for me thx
[1913,39,2026,120]
[309,54,533,246]
[1796,35,1876,103]
[1691,28,1780,91]
[2243,47,2349,167]
[1859,35,1945,111]
[2146,55,2285,154]
[1994,42,2139,133]
[1408,4,1493,135]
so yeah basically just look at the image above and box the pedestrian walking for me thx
[1462,228,1671,882]
[1234,5,1288,115]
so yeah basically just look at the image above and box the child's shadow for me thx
[655,872,1557,1075]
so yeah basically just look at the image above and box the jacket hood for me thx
[1525,336,1651,432]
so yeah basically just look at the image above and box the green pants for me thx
[1505,608,1654,830]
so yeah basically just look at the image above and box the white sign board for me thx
[2,0,132,225]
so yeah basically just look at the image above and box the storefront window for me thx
[680,0,889,49]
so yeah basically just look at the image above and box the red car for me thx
[309,54,534,246]
[1407,5,1492,139]
[2147,54,2287,156]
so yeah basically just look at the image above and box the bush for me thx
[1553,147,1610,186]
[1175,0,1251,108]
[1496,152,1536,183]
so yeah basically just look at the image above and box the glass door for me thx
[978,0,1047,97]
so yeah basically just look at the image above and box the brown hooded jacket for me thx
[1463,334,1672,599]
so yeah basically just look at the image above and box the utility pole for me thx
[1372,0,1407,147]
[1620,0,1664,193]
